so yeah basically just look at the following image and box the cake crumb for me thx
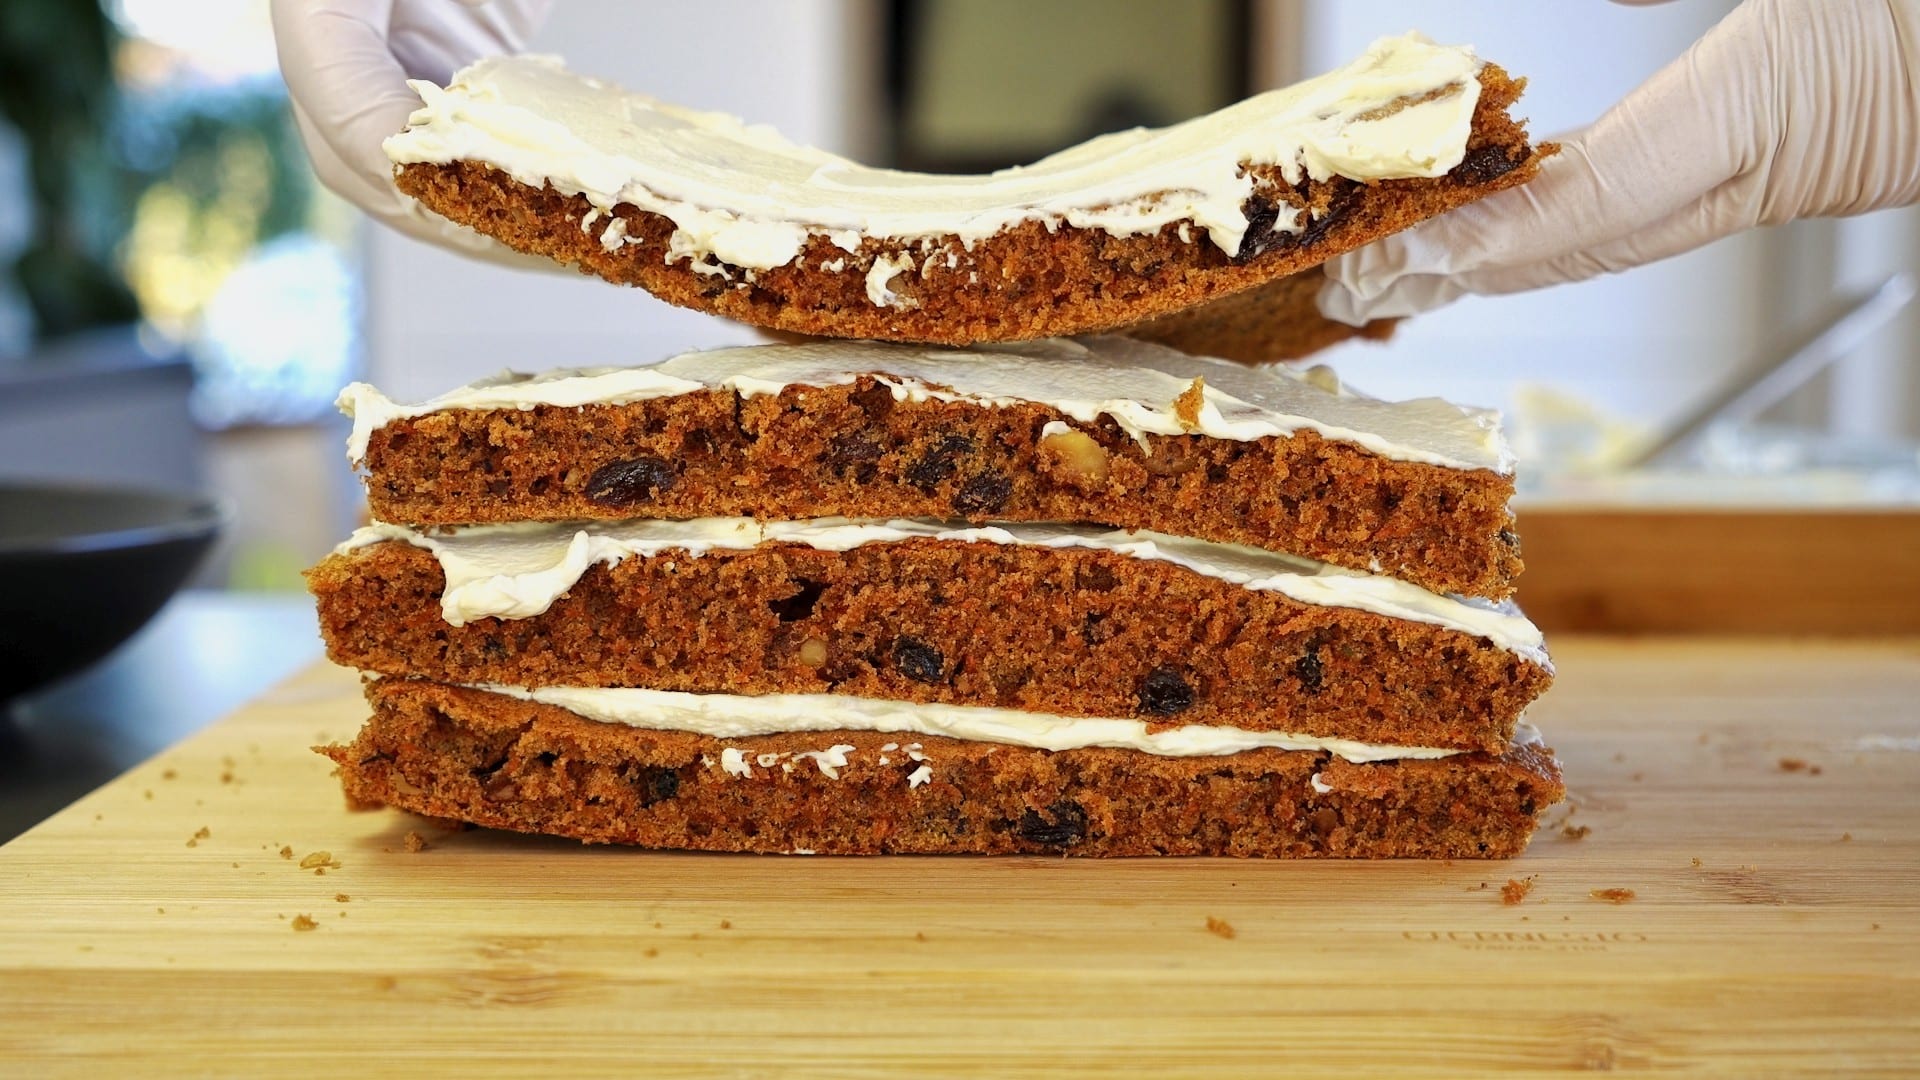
[186,825,210,847]
[1690,857,1703,868]
[161,769,177,780]
[1204,916,1236,940]
[1778,757,1808,773]
[1809,764,1823,775]
[403,830,429,853]
[291,914,319,932]
[645,947,659,958]
[1841,832,1852,842]
[278,845,293,860]
[1590,888,1637,904]
[143,790,153,800]
[334,893,350,903]
[1501,876,1537,905]
[1560,824,1591,841]
[1174,378,1207,431]
[298,851,341,872]
[220,771,234,784]
[719,919,732,930]
[914,931,927,943]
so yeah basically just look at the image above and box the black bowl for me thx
[0,482,225,701]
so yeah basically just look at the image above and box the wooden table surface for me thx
[2,638,1916,1077]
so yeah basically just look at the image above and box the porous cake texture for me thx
[312,526,1549,754]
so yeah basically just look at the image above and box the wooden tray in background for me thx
[1517,508,1920,636]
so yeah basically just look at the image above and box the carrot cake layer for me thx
[382,35,1546,356]
[340,336,1522,599]
[323,679,1563,857]
[310,517,1550,753]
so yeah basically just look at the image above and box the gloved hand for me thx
[270,0,554,258]
[1318,0,1920,325]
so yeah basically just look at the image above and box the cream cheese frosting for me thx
[338,516,1548,664]
[337,334,1512,473]
[383,34,1482,273]
[474,681,1474,764]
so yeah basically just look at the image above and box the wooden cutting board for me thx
[1,638,1915,1077]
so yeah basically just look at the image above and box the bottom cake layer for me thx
[321,679,1565,858]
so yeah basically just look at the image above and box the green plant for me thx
[0,0,141,340]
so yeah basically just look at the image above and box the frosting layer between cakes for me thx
[338,516,1547,663]
[339,335,1512,473]
[465,683,1544,764]
[384,34,1482,271]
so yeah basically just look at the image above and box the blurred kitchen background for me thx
[6,0,1918,591]
[2,0,1917,608]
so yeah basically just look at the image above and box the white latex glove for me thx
[1319,0,1920,325]
[270,0,554,259]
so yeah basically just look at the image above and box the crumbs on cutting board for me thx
[1777,757,1823,775]
[185,826,210,848]
[1501,876,1537,905]
[1591,888,1637,904]
[1560,823,1592,840]
[291,914,319,932]
[404,830,429,853]
[298,851,342,874]
[1205,916,1236,940]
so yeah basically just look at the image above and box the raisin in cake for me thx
[381,34,1548,361]
[311,338,1562,857]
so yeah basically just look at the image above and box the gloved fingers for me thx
[1319,0,1785,324]
[292,97,559,269]
[288,97,413,224]
[1316,135,1696,324]
[389,0,556,86]
[1317,166,1768,321]
[1438,173,1770,297]
[272,0,425,200]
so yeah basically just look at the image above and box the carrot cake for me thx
[339,335,1523,600]
[311,339,1561,857]
[325,679,1562,857]
[381,34,1548,358]
[310,517,1551,754]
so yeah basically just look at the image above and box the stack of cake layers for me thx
[312,336,1560,856]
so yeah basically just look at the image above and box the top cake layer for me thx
[341,336,1523,599]
[384,35,1546,353]
[386,35,1483,270]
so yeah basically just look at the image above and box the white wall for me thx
[362,1,875,402]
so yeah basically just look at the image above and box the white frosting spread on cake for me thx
[338,516,1547,663]
[472,682,1468,763]
[382,34,1482,273]
[337,335,1512,473]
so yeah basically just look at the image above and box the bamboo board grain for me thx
[0,638,1916,1078]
